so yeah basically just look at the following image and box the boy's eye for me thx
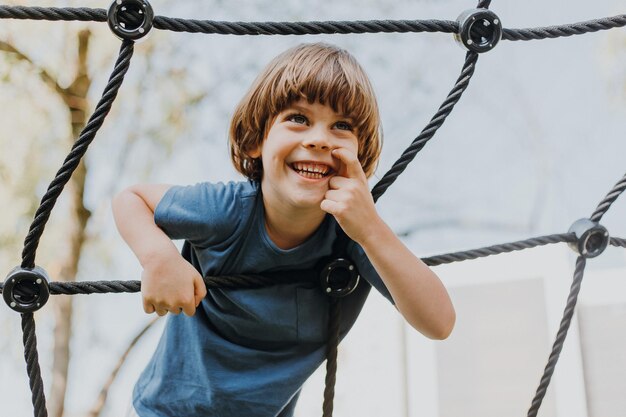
[287,114,308,125]
[335,121,353,131]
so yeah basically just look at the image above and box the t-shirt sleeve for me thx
[153,181,244,248]
[347,241,395,305]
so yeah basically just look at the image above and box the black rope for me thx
[50,272,314,294]
[153,17,458,36]
[0,6,106,22]
[322,299,341,417]
[371,51,478,201]
[423,233,576,266]
[526,177,626,416]
[21,313,48,417]
[0,271,317,295]
[20,41,134,269]
[6,233,626,296]
[48,280,140,295]
[527,256,586,417]
[590,172,626,223]
[610,237,626,248]
[503,15,626,41]
[1,6,625,41]
[12,40,134,417]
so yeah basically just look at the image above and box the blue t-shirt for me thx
[133,180,392,417]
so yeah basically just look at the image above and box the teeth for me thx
[298,171,324,179]
[292,162,330,176]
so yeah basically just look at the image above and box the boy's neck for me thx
[262,195,326,250]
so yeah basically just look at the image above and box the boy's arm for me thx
[112,184,207,316]
[322,149,455,340]
[357,222,455,340]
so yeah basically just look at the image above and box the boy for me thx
[112,42,455,417]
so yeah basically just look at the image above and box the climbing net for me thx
[1,1,625,416]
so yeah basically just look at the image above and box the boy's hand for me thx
[141,246,207,317]
[321,148,382,245]
[322,151,456,340]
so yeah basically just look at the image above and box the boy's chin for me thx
[288,193,326,211]
[293,198,324,210]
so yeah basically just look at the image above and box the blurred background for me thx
[0,0,625,416]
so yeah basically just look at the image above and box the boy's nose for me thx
[302,130,331,151]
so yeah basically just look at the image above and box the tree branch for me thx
[0,39,66,98]
[88,317,160,417]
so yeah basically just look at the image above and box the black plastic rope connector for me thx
[567,218,609,258]
[320,258,360,298]
[3,266,50,313]
[108,0,154,41]
[455,9,502,53]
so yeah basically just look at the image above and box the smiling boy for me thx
[113,42,455,417]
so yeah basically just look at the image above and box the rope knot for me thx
[455,8,502,53]
[320,258,360,298]
[568,218,610,258]
[107,0,154,41]
[3,266,50,313]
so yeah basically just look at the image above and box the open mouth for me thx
[289,162,334,180]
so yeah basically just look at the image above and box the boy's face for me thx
[249,99,360,211]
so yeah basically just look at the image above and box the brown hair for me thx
[229,43,382,181]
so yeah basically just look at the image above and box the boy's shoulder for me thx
[195,179,259,199]
[154,180,261,247]
[167,180,259,206]
[221,179,259,199]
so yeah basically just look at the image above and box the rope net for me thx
[0,1,625,417]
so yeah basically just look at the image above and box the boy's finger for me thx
[182,303,196,317]
[143,301,155,314]
[194,276,207,307]
[328,176,350,190]
[324,189,341,202]
[332,148,364,180]
[320,198,340,216]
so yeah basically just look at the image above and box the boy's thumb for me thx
[194,276,207,307]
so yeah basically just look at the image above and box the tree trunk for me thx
[48,29,92,417]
